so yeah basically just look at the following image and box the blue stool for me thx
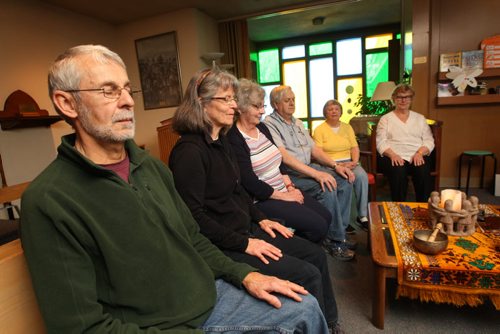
[458,150,497,194]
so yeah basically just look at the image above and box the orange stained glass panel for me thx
[283,60,308,119]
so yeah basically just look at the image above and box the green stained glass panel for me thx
[309,42,333,56]
[365,52,389,97]
[249,52,258,62]
[258,49,280,83]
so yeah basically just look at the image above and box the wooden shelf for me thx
[437,94,500,106]
[437,68,500,106]
[438,68,500,80]
[0,115,62,130]
[0,90,63,130]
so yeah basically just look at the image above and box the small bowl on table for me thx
[413,230,449,255]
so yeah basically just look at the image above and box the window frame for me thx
[254,24,400,130]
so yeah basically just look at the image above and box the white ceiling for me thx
[40,0,401,42]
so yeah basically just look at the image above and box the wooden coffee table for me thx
[368,202,398,329]
[368,202,500,329]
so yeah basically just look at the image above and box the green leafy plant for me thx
[353,95,392,116]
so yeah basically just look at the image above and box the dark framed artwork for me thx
[135,31,182,109]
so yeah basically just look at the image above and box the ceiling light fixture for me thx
[312,16,325,25]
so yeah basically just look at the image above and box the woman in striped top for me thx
[228,79,330,243]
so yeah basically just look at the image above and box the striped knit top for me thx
[239,128,287,192]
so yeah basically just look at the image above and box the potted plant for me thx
[353,95,392,116]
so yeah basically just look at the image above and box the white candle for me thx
[440,189,462,211]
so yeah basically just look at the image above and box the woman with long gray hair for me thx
[169,68,342,333]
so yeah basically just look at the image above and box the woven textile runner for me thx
[383,202,500,309]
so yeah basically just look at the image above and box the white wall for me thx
[0,0,219,185]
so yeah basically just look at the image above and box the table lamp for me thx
[371,81,396,102]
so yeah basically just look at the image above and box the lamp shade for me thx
[371,81,396,101]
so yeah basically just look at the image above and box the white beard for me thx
[78,102,135,143]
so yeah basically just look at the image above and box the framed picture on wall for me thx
[135,31,182,109]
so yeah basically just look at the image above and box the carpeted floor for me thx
[328,185,500,333]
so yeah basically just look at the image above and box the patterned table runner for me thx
[382,202,500,309]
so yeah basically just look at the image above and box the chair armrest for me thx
[359,150,375,173]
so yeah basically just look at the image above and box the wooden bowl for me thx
[413,230,449,255]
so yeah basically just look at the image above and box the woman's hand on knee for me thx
[246,238,283,264]
[390,154,405,166]
[259,219,294,239]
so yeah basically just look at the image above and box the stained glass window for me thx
[309,42,333,56]
[366,52,389,97]
[309,58,334,117]
[365,33,393,49]
[258,49,280,83]
[336,38,362,75]
[262,84,278,118]
[337,78,362,123]
[311,120,324,133]
[282,45,305,59]
[253,29,398,128]
[283,60,307,119]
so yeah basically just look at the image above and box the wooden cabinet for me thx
[157,118,179,165]
[436,68,500,106]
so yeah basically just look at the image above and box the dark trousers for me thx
[379,156,432,202]
[255,193,331,243]
[224,231,338,326]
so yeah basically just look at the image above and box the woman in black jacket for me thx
[227,78,330,243]
[169,68,340,331]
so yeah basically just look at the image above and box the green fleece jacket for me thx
[20,134,255,333]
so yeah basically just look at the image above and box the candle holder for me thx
[427,190,480,236]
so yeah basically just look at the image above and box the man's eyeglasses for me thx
[209,96,238,105]
[395,95,413,100]
[64,86,141,100]
[252,104,267,110]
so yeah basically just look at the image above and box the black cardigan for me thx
[169,132,266,253]
[227,122,288,201]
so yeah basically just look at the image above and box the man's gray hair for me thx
[48,45,126,123]
[270,85,293,110]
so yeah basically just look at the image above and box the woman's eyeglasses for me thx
[209,96,238,105]
[395,95,413,101]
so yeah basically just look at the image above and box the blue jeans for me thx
[288,163,353,242]
[352,164,369,218]
[201,279,329,333]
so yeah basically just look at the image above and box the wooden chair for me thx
[0,182,30,245]
[0,239,46,333]
[361,119,443,200]
[0,134,29,242]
